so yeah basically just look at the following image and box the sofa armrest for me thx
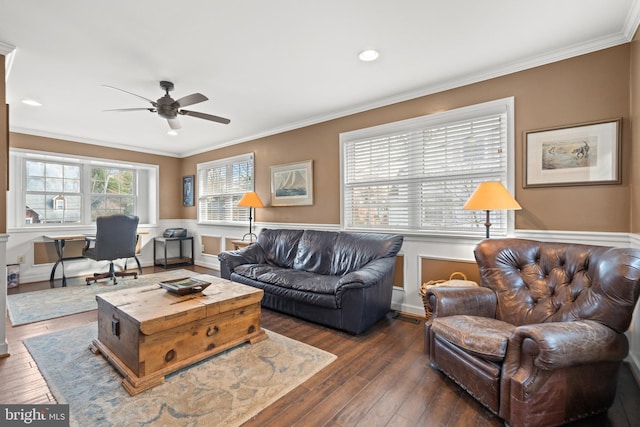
[508,320,628,370]
[218,244,267,279]
[337,257,395,289]
[427,286,497,319]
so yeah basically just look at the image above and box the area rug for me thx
[24,322,336,427]
[7,269,196,326]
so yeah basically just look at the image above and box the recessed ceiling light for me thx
[167,130,178,136]
[358,49,379,62]
[21,99,42,107]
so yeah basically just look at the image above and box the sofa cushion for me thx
[234,263,340,295]
[431,315,516,361]
[331,232,404,276]
[293,230,339,275]
[230,273,339,309]
[257,228,304,268]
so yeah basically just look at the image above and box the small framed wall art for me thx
[524,118,621,188]
[270,160,313,206]
[182,175,195,206]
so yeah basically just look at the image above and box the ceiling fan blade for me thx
[102,85,157,106]
[180,109,231,125]
[167,117,182,130]
[103,107,156,113]
[175,93,208,108]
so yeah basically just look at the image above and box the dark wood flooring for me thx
[2,266,639,426]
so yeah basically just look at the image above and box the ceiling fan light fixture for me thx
[167,130,178,136]
[103,82,230,127]
[358,49,379,62]
[22,98,42,107]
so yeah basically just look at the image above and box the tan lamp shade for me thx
[237,191,264,208]
[463,182,521,211]
[463,182,521,238]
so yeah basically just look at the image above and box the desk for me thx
[43,234,91,287]
[43,232,146,287]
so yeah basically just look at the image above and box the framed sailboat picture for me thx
[270,160,313,206]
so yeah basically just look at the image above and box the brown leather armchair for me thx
[424,238,640,427]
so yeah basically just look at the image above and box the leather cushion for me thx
[257,228,305,268]
[293,230,338,275]
[431,315,516,361]
[330,231,404,276]
[233,264,340,295]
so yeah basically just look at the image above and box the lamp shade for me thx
[237,191,264,208]
[463,182,521,211]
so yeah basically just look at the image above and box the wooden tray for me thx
[158,277,211,295]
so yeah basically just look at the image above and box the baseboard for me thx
[391,311,424,324]
[628,351,640,387]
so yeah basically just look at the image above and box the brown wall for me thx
[180,124,341,224]
[1,54,7,233]
[631,29,640,233]
[9,133,182,220]
[182,45,633,232]
[5,44,635,233]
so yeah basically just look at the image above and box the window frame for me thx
[339,97,516,238]
[24,158,83,225]
[8,149,158,228]
[196,153,255,225]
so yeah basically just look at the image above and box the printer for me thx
[163,228,187,238]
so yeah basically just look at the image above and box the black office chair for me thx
[83,214,142,284]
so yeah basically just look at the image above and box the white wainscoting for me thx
[0,233,9,357]
[5,223,639,384]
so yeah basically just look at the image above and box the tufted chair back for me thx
[474,238,640,332]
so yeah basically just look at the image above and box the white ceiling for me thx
[1,1,639,158]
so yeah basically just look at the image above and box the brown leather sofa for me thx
[424,238,640,427]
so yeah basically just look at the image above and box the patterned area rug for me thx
[7,269,196,326]
[24,322,336,427]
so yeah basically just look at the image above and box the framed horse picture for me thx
[524,119,621,188]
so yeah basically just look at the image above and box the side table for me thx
[154,236,194,268]
[231,240,255,250]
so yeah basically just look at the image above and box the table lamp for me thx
[237,191,264,241]
[463,182,521,238]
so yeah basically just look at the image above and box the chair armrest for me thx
[427,286,497,319]
[508,320,628,370]
[83,236,96,250]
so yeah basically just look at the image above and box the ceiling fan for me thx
[103,80,230,130]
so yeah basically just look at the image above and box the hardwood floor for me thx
[2,266,640,426]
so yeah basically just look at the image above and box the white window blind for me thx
[197,153,254,222]
[341,98,514,236]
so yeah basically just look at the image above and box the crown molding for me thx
[0,41,15,56]
[183,25,638,158]
[9,127,180,158]
[0,41,16,81]
[623,0,640,39]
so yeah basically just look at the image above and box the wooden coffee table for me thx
[89,274,267,395]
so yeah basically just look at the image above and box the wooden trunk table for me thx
[89,274,267,395]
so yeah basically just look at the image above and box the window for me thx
[9,150,158,227]
[90,167,135,220]
[197,153,254,223]
[25,159,81,224]
[341,98,514,237]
